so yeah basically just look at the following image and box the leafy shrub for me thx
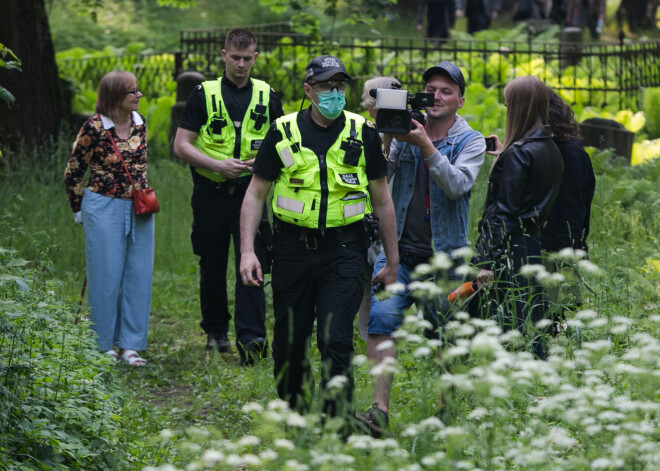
[642,87,660,138]
[0,246,127,469]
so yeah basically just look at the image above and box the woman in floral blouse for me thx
[65,70,154,366]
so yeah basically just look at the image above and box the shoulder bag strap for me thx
[107,132,136,190]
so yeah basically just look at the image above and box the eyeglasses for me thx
[309,80,349,92]
[126,89,142,96]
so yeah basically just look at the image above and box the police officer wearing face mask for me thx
[239,55,399,420]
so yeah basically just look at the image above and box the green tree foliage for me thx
[0,43,21,108]
[260,0,397,37]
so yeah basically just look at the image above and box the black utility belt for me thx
[274,218,363,250]
[197,173,252,192]
[399,250,432,269]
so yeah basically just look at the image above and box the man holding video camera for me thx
[357,61,486,437]
[239,55,399,422]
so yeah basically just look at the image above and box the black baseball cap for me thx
[304,55,352,83]
[422,61,466,96]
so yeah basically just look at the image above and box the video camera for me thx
[369,88,434,134]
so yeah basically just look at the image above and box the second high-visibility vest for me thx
[194,77,272,182]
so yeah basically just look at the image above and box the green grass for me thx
[2,132,660,468]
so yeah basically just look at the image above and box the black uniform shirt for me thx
[178,74,285,158]
[253,107,387,182]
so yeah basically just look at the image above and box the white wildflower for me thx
[576,309,598,320]
[468,407,489,420]
[267,399,290,412]
[274,438,295,450]
[536,318,554,329]
[445,345,470,358]
[582,339,612,351]
[613,316,632,325]
[259,449,278,461]
[566,319,584,328]
[557,247,587,261]
[371,357,398,376]
[414,346,433,357]
[427,338,443,348]
[610,324,629,334]
[403,315,419,325]
[519,264,547,277]
[421,451,446,467]
[451,247,474,259]
[455,311,470,321]
[159,429,175,439]
[284,459,309,471]
[454,264,476,278]
[591,458,624,469]
[387,282,407,294]
[405,333,425,344]
[436,426,467,438]
[202,449,224,464]
[376,340,395,351]
[241,402,264,414]
[490,386,509,398]
[238,435,260,447]
[242,454,261,466]
[414,263,433,276]
[326,375,348,390]
[352,354,367,366]
[286,412,308,428]
[588,317,609,328]
[578,259,601,274]
[471,333,502,355]
[431,252,452,270]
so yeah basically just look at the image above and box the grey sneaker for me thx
[355,403,389,438]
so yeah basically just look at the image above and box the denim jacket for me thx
[390,116,484,254]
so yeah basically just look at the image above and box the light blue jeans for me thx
[81,189,154,351]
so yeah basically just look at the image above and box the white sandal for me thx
[105,349,118,361]
[120,349,146,366]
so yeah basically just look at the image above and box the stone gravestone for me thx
[170,71,205,160]
[579,117,635,163]
[561,26,583,69]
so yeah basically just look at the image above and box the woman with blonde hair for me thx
[65,70,154,366]
[472,75,563,359]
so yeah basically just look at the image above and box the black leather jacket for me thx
[476,126,563,264]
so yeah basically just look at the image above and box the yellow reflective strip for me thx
[343,202,365,218]
[280,147,295,168]
[276,195,304,214]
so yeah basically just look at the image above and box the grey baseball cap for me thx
[422,61,466,96]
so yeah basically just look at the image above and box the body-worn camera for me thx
[369,88,434,134]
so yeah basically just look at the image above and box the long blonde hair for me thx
[502,75,548,150]
[95,71,137,123]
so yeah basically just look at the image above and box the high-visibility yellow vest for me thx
[272,111,372,229]
[194,77,272,182]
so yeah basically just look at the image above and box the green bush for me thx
[642,87,660,138]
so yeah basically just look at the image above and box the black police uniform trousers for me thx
[190,171,266,347]
[270,220,367,417]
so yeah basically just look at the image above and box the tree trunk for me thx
[617,0,657,32]
[0,0,67,150]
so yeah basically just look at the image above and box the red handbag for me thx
[108,133,160,215]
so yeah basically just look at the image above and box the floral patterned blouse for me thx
[65,112,149,213]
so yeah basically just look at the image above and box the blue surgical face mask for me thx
[310,88,346,119]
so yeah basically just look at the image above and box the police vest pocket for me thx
[340,192,368,220]
[274,194,311,221]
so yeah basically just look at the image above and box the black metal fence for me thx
[177,23,660,110]
[56,22,660,110]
